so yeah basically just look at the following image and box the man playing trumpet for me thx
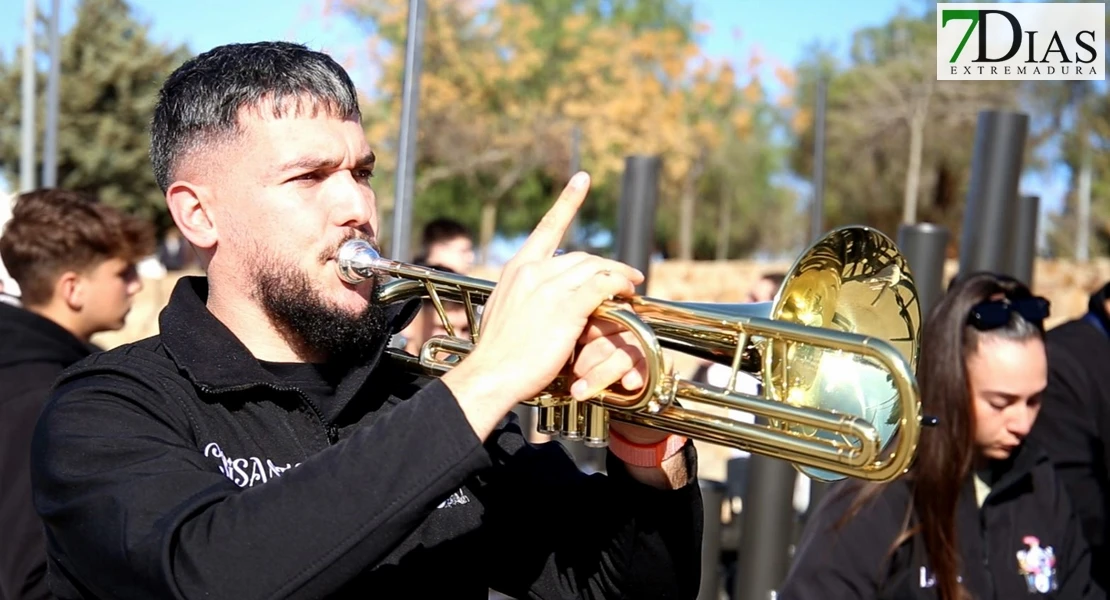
[30,42,703,599]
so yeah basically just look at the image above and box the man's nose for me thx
[332,176,375,228]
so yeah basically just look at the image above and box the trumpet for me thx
[337,226,925,483]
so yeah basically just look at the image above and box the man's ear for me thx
[167,181,218,250]
[56,270,84,311]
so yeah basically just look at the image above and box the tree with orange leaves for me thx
[333,0,795,261]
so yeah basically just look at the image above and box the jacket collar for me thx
[1086,282,1110,338]
[0,301,99,368]
[159,276,420,398]
[975,439,1049,505]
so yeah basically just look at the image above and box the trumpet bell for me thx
[764,226,920,481]
[662,227,921,482]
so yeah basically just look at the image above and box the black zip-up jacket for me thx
[0,301,97,600]
[778,442,1103,600]
[29,277,703,600]
[1028,283,1110,592]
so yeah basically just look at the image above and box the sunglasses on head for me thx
[967,296,1050,331]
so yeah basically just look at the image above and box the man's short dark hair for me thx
[150,41,361,193]
[422,218,472,248]
[0,189,156,306]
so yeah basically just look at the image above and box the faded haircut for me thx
[149,41,361,193]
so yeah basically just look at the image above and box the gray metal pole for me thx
[20,0,36,193]
[389,0,425,262]
[810,77,827,244]
[1007,195,1040,286]
[805,479,829,527]
[897,222,950,320]
[42,0,61,188]
[734,455,797,600]
[614,155,661,295]
[957,110,1029,277]
[698,480,727,600]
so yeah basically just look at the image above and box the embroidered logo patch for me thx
[204,442,301,488]
[436,488,470,509]
[1016,535,1058,594]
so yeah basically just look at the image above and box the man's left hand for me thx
[570,318,690,488]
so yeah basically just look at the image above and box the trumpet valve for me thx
[559,402,585,441]
[583,404,609,448]
[537,406,561,436]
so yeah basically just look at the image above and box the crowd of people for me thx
[0,39,1108,600]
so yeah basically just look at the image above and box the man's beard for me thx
[251,244,390,366]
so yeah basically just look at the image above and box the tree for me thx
[787,8,1025,243]
[0,0,191,229]
[336,0,799,262]
[1037,10,1110,258]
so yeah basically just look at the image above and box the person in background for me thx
[1028,280,1110,592]
[694,271,787,421]
[157,225,197,271]
[0,188,154,600]
[416,217,475,274]
[747,272,786,304]
[779,272,1102,600]
[396,263,471,357]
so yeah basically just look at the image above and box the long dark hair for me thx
[841,271,1047,600]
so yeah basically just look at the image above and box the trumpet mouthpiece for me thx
[337,239,385,284]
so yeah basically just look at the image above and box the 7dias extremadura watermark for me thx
[937,3,1105,81]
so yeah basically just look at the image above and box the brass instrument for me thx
[337,226,925,483]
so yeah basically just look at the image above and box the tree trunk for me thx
[716,185,731,261]
[901,79,934,225]
[678,156,705,260]
[476,166,527,266]
[478,198,497,266]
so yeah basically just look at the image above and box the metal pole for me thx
[805,479,829,526]
[734,455,798,600]
[20,0,36,193]
[42,0,61,188]
[897,222,950,320]
[1007,195,1040,286]
[957,110,1029,277]
[614,155,661,295]
[698,480,727,600]
[389,0,425,262]
[810,77,827,243]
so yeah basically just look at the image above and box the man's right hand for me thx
[441,172,646,441]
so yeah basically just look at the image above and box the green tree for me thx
[1038,9,1110,258]
[0,0,191,229]
[787,8,1024,245]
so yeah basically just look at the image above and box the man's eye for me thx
[355,168,374,181]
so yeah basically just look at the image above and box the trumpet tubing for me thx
[337,226,925,483]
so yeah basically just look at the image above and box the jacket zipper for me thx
[199,381,338,446]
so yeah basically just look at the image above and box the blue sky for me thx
[2,1,918,92]
[1,0,1070,259]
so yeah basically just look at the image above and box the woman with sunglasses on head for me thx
[778,271,1104,600]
